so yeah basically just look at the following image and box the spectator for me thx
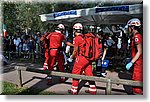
[3,36,9,52]
[27,36,34,58]
[106,36,115,47]
[14,35,22,52]
[22,39,28,58]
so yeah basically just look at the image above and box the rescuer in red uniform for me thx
[125,18,143,95]
[40,32,49,70]
[68,23,97,95]
[46,24,73,84]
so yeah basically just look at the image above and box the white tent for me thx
[39,4,142,26]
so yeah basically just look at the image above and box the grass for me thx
[0,81,57,95]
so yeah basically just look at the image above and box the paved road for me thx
[0,62,128,95]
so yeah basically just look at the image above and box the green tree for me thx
[3,3,18,35]
[3,3,53,35]
[14,3,53,34]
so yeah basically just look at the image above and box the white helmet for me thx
[127,18,141,27]
[73,23,83,30]
[57,24,65,30]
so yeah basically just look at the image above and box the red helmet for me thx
[127,18,141,27]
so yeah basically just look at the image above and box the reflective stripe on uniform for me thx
[71,88,78,93]
[89,88,97,92]
[71,86,78,89]
[89,85,96,92]
[43,65,48,69]
[50,49,58,50]
[89,85,96,88]
[44,63,48,65]
[61,76,65,79]
[46,77,52,79]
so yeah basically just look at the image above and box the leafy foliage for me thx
[3,3,52,35]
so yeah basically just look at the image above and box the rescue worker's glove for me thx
[126,62,133,70]
[67,55,73,62]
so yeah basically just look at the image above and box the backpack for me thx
[79,33,102,61]
[102,60,109,68]
[40,32,49,49]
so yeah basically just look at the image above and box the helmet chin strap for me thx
[131,27,139,35]
[133,30,139,34]
[74,30,82,36]
[129,26,134,35]
[55,29,64,34]
[76,32,82,36]
[55,30,61,33]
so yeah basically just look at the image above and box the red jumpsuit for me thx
[71,34,97,95]
[46,31,65,72]
[40,33,49,70]
[131,33,143,94]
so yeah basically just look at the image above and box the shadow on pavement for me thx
[17,76,67,95]
[118,71,133,95]
[2,62,43,73]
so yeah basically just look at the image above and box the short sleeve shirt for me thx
[134,34,142,45]
[131,33,143,63]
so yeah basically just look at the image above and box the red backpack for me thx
[40,32,49,49]
[79,33,102,61]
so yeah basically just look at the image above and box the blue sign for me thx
[54,10,77,18]
[95,6,129,13]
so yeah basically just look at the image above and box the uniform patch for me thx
[135,38,139,42]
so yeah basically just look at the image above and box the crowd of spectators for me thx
[3,31,43,59]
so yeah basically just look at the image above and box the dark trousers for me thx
[96,59,105,75]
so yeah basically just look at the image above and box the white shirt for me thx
[14,38,21,46]
[107,37,115,46]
